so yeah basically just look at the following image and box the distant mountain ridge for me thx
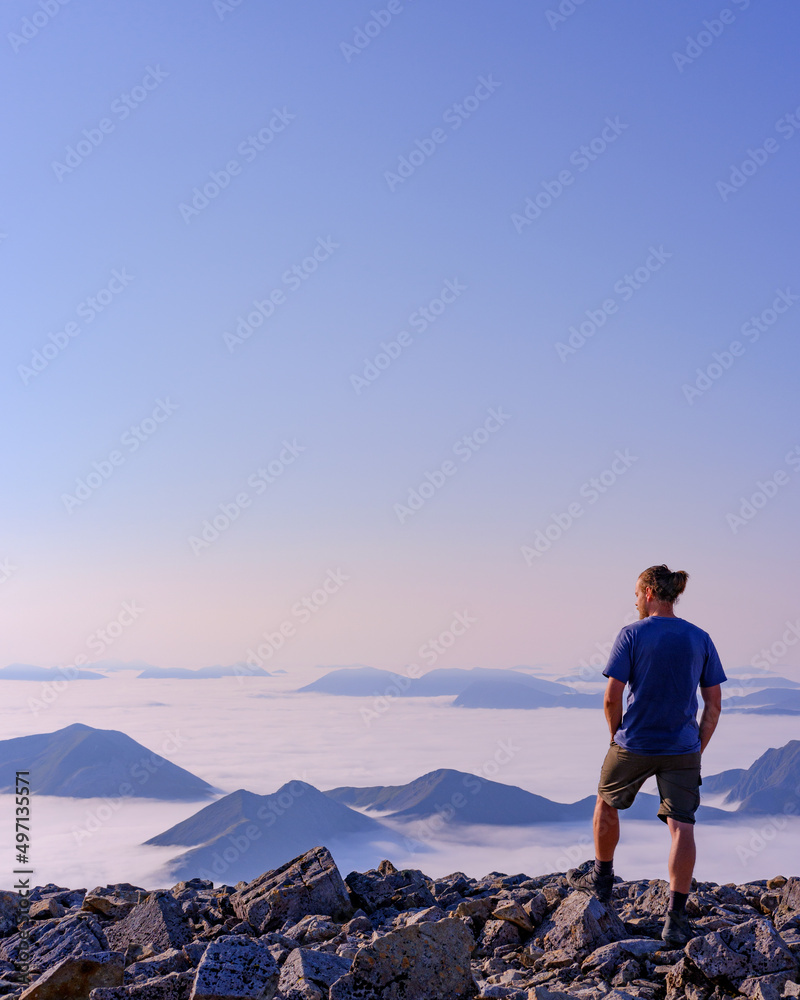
[0,723,216,800]
[146,781,406,882]
[0,663,104,680]
[703,740,800,813]
[298,666,576,699]
[136,664,270,679]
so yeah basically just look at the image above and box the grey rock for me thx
[685,918,797,987]
[0,893,21,936]
[20,951,123,999]
[399,905,445,926]
[125,950,188,983]
[282,914,340,944]
[328,916,476,1000]
[344,862,436,914]
[231,846,352,934]
[278,948,351,1000]
[90,970,194,999]
[7,913,109,974]
[538,892,627,959]
[775,878,800,931]
[478,918,522,955]
[739,971,796,999]
[190,935,279,999]
[581,938,664,979]
[106,894,191,960]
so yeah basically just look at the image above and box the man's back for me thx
[604,616,725,754]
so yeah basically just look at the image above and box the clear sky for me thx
[3,0,799,677]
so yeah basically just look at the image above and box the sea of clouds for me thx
[1,670,798,889]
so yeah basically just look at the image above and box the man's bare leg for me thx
[666,817,696,893]
[594,795,620,862]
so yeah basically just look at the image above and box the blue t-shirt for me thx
[603,616,726,755]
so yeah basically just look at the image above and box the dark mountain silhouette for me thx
[706,740,800,813]
[0,723,216,800]
[146,782,406,882]
[323,769,731,826]
[0,663,104,680]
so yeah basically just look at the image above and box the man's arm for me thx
[699,684,722,752]
[604,677,625,740]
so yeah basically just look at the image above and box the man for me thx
[566,564,725,946]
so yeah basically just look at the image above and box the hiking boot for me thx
[662,908,697,947]
[566,860,614,903]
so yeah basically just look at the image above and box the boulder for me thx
[190,935,279,999]
[0,891,21,936]
[83,886,146,921]
[581,938,664,979]
[328,917,476,1000]
[739,971,797,999]
[477,918,522,955]
[538,892,627,958]
[231,847,352,934]
[278,948,351,1000]
[90,971,194,999]
[28,899,65,920]
[105,894,191,959]
[282,914,341,944]
[492,900,533,932]
[20,951,123,999]
[12,913,109,974]
[125,950,188,983]
[345,862,436,914]
[685,918,797,988]
[774,877,800,931]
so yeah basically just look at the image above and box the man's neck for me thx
[647,601,676,618]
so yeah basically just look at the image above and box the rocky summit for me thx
[0,845,798,999]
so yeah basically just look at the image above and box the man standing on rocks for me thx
[567,564,726,946]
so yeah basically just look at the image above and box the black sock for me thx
[669,890,688,913]
[594,859,613,877]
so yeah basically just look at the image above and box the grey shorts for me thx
[598,742,702,825]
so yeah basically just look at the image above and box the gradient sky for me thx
[3,0,799,676]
